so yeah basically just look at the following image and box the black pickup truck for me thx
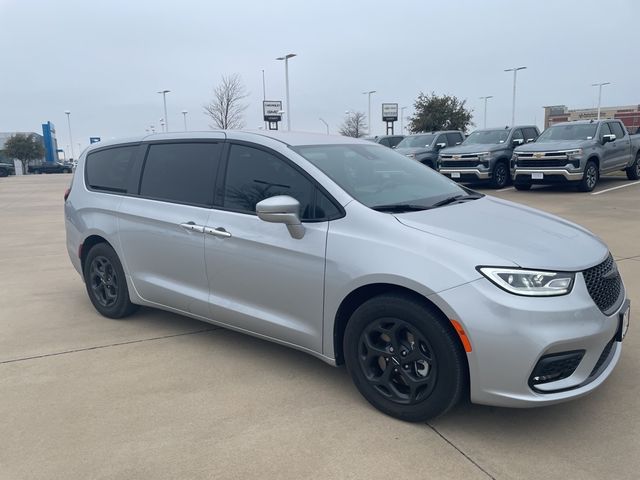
[0,161,16,177]
[28,162,73,174]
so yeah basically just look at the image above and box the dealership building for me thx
[0,121,60,164]
[544,104,640,132]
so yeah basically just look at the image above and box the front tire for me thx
[83,243,138,319]
[0,168,8,177]
[490,161,509,189]
[344,294,466,422]
[626,154,640,180]
[578,160,598,192]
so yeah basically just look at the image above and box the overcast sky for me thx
[1,0,638,154]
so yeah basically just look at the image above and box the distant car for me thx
[0,161,16,177]
[395,131,465,169]
[363,135,405,149]
[29,162,73,174]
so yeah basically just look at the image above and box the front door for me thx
[205,143,334,353]
[118,140,223,318]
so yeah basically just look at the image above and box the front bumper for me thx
[513,168,584,183]
[440,168,491,181]
[429,272,627,407]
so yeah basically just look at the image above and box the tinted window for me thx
[388,137,404,148]
[378,138,391,146]
[524,128,538,141]
[140,143,220,206]
[599,123,612,138]
[511,129,524,142]
[86,146,138,193]
[223,144,335,220]
[446,133,463,146]
[436,134,447,146]
[609,122,625,139]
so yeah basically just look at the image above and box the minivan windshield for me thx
[292,143,474,210]
[396,134,436,148]
[463,129,510,145]
[537,123,598,141]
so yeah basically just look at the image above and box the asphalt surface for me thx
[1,173,638,479]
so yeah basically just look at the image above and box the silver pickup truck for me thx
[512,119,640,191]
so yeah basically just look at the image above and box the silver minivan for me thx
[65,131,630,421]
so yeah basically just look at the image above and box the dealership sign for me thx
[382,103,399,122]
[263,101,283,122]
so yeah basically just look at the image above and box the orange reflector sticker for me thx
[450,319,472,353]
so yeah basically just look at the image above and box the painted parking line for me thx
[496,187,515,192]
[591,181,640,195]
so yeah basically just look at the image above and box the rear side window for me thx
[85,146,138,193]
[446,133,463,145]
[609,122,625,139]
[139,142,221,206]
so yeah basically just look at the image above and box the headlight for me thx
[477,152,492,162]
[566,149,583,161]
[478,267,575,296]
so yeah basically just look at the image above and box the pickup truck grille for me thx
[517,159,571,168]
[440,160,481,168]
[583,254,623,314]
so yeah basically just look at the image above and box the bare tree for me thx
[339,112,368,138]
[203,74,249,129]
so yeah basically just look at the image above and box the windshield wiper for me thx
[430,193,484,208]
[371,203,431,213]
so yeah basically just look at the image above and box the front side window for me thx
[511,129,524,142]
[139,142,221,206]
[222,144,335,220]
[85,145,138,193]
[524,128,539,141]
[599,123,612,139]
[447,133,463,145]
[292,143,468,209]
[609,122,625,139]
[463,129,510,145]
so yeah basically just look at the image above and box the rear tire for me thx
[0,168,7,177]
[83,243,138,319]
[344,293,466,422]
[490,161,509,189]
[578,160,599,192]
[626,154,640,180]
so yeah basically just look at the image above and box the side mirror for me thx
[526,138,535,143]
[436,142,446,149]
[391,145,396,149]
[512,138,524,147]
[256,195,305,239]
[602,134,616,144]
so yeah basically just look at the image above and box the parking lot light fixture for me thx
[64,111,74,161]
[157,90,170,132]
[362,90,376,135]
[591,82,610,120]
[276,53,296,130]
[319,118,329,134]
[479,96,493,128]
[504,67,526,125]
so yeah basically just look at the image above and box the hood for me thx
[516,139,595,153]
[395,147,435,156]
[395,196,607,271]
[441,143,509,155]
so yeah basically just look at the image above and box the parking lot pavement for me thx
[1,174,638,480]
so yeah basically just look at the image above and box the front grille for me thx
[583,254,623,313]
[517,159,571,168]
[589,337,615,377]
[518,152,567,158]
[440,160,481,168]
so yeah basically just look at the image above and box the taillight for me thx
[64,187,71,201]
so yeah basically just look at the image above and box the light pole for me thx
[592,82,610,120]
[159,118,165,132]
[182,110,188,131]
[64,111,74,161]
[400,106,408,134]
[157,90,170,132]
[319,118,329,135]
[276,53,296,130]
[504,66,526,126]
[362,90,376,135]
[479,96,493,128]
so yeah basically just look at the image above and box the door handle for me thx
[179,222,204,233]
[204,226,232,238]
